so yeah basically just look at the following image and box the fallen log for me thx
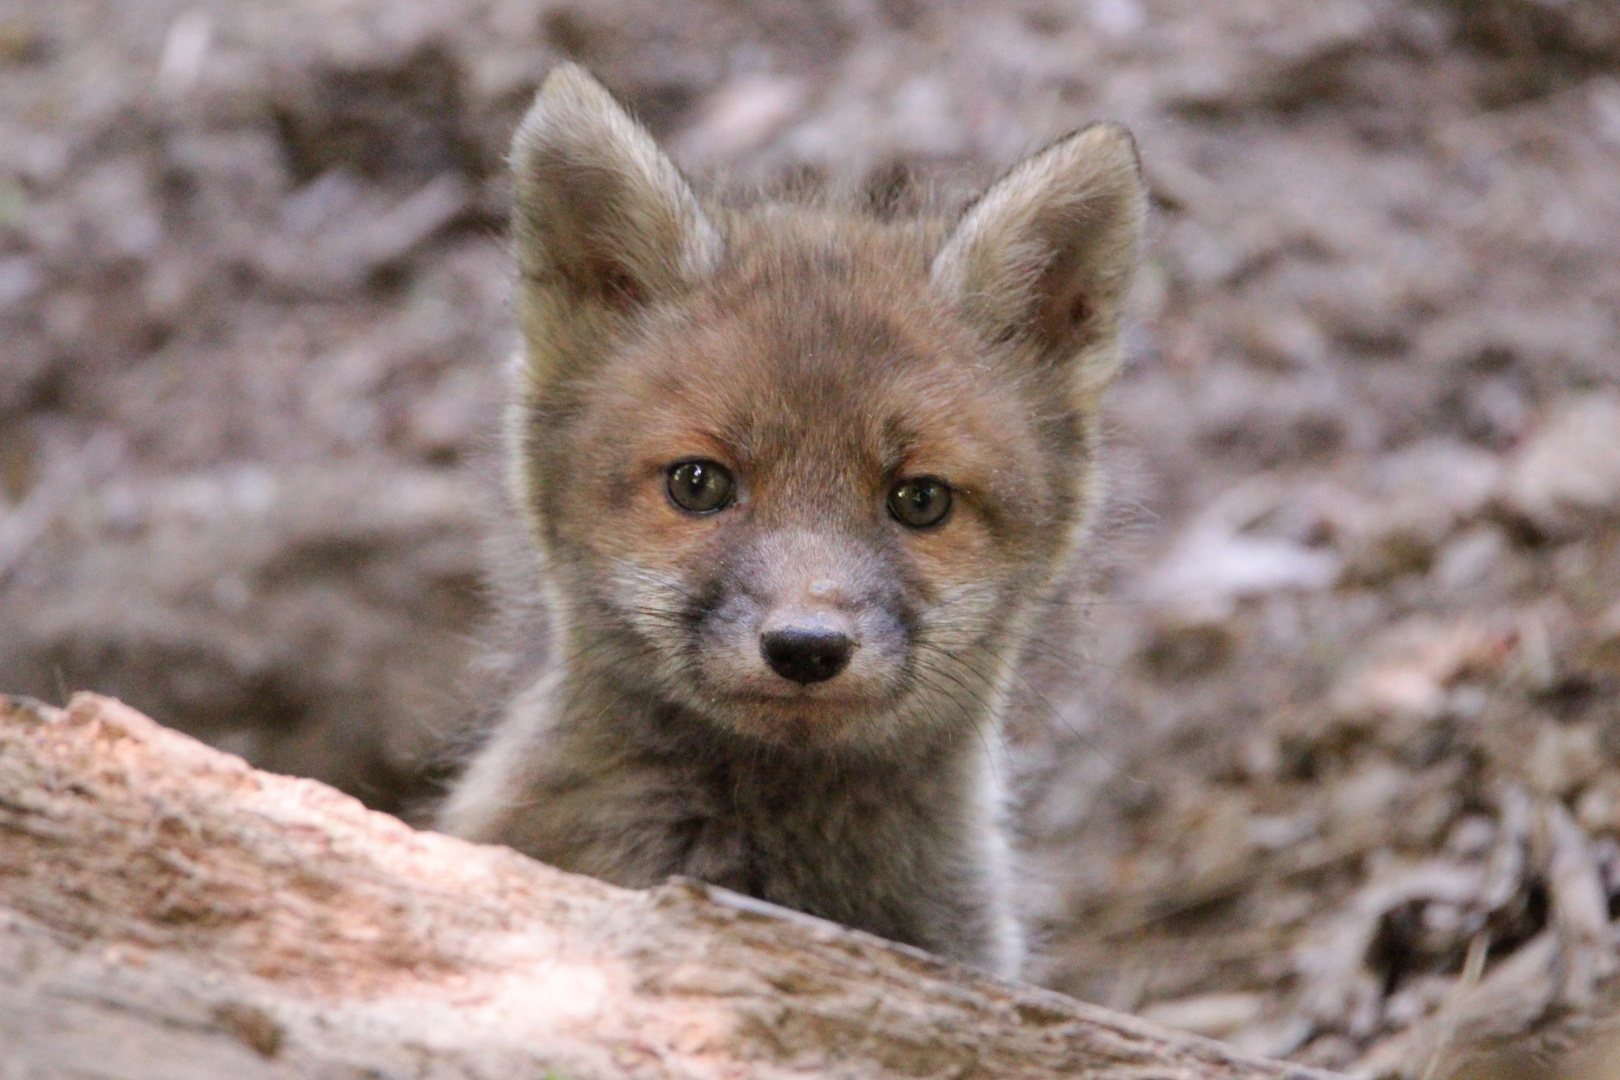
[0,692,1340,1080]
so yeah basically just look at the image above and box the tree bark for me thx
[0,692,1340,1080]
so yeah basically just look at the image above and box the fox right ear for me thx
[932,124,1146,409]
[510,64,720,327]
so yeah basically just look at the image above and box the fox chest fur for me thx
[438,64,1146,978]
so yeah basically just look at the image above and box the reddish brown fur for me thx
[529,210,1081,746]
[440,64,1146,977]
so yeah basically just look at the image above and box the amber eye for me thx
[887,477,952,529]
[666,460,736,514]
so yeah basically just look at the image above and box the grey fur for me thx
[437,64,1146,978]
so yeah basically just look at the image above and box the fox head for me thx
[507,65,1146,752]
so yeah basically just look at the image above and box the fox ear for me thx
[511,64,720,321]
[932,124,1146,406]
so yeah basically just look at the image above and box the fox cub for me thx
[438,64,1146,977]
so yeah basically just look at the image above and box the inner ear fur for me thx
[931,123,1147,403]
[511,63,720,315]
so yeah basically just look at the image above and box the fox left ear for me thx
[510,64,721,367]
[932,124,1147,407]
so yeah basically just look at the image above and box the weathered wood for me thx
[0,693,1340,1080]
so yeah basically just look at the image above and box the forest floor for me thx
[3,0,1620,1074]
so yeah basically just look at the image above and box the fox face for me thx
[508,66,1145,752]
[534,223,1071,748]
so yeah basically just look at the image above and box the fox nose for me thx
[761,625,853,684]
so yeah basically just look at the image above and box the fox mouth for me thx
[695,678,908,747]
[724,683,895,710]
[718,697,876,746]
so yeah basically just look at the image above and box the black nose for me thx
[761,626,853,684]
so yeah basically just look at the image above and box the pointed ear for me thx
[932,124,1147,406]
[511,64,720,313]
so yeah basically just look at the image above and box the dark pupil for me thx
[668,460,733,513]
[889,479,951,528]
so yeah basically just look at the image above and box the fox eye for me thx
[666,460,736,514]
[887,477,952,529]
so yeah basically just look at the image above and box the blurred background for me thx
[1,0,1619,1075]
